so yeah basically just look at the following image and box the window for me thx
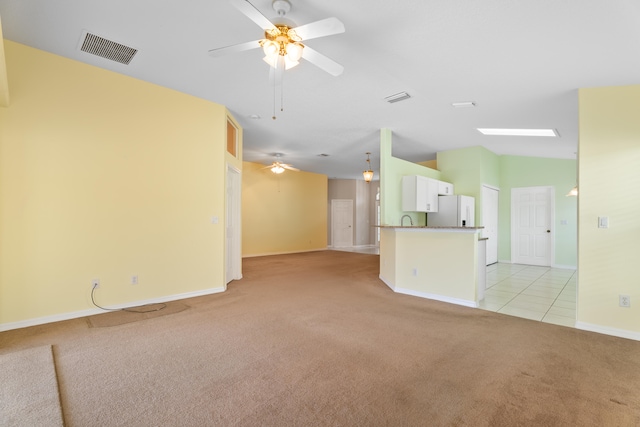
[227,118,238,157]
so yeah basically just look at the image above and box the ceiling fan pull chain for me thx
[272,79,277,120]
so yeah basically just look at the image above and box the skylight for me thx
[477,128,558,137]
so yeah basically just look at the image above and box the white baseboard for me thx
[0,286,226,332]
[378,275,395,291]
[551,264,577,270]
[378,275,477,308]
[395,287,478,308]
[242,248,327,258]
[575,321,640,342]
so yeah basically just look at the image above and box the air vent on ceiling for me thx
[384,92,411,104]
[79,31,138,65]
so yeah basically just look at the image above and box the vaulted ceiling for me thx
[1,0,639,178]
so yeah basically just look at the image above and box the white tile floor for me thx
[331,246,577,328]
[480,263,577,328]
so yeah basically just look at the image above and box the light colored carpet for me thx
[1,251,640,425]
[0,345,64,427]
[86,301,189,328]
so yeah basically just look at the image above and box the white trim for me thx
[379,275,477,307]
[242,248,328,258]
[378,274,395,291]
[0,286,226,332]
[551,264,577,270]
[395,287,478,308]
[576,322,640,342]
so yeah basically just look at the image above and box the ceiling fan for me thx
[263,153,300,174]
[209,0,345,77]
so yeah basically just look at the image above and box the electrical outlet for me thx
[91,279,100,289]
[619,294,630,307]
[131,275,138,285]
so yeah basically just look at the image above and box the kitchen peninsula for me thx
[378,226,485,307]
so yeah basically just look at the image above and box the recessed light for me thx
[477,128,558,137]
[248,114,261,119]
[452,102,476,108]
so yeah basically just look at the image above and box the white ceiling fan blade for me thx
[301,46,344,76]
[282,164,299,171]
[229,0,277,31]
[293,17,345,41]
[208,39,262,57]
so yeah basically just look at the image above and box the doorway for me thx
[511,186,554,266]
[481,185,499,265]
[331,199,353,247]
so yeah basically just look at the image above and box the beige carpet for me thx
[0,345,64,427]
[87,301,189,328]
[1,251,640,426]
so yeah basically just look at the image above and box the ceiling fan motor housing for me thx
[272,0,291,16]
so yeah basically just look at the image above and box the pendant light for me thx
[363,152,374,183]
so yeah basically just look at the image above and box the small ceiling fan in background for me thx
[209,0,346,78]
[263,153,299,174]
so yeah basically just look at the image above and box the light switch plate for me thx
[598,216,609,228]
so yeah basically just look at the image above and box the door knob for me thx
[547,230,551,233]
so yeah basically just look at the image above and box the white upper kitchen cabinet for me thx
[402,175,439,212]
[438,180,454,195]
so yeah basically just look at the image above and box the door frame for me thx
[226,164,242,284]
[510,186,555,266]
[481,184,499,265]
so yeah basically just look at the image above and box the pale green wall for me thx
[577,84,640,337]
[499,156,577,267]
[437,146,500,226]
[437,146,576,267]
[0,42,231,327]
[380,129,441,227]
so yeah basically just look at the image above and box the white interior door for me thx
[331,199,353,247]
[226,166,242,284]
[481,185,499,265]
[511,186,553,266]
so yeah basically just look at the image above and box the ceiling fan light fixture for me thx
[286,42,303,61]
[283,56,299,70]
[262,40,279,57]
[271,164,285,174]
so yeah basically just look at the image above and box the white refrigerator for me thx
[427,195,475,227]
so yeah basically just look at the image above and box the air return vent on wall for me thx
[79,31,138,65]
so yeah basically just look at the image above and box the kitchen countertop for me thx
[376,225,484,230]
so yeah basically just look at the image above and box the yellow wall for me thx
[577,84,640,338]
[380,228,479,306]
[242,161,327,256]
[0,42,231,327]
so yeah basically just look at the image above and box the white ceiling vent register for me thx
[384,92,411,104]
[79,31,138,65]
